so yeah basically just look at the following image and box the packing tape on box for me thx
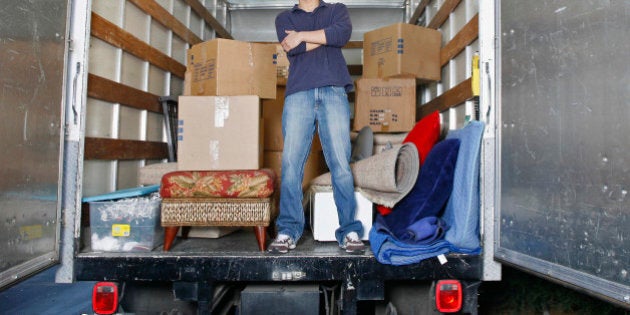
[247,42,254,67]
[247,43,256,94]
[209,140,220,169]
[214,97,229,127]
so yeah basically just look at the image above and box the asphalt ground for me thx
[0,265,95,315]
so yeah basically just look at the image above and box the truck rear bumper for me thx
[75,229,482,313]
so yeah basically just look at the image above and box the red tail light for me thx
[435,280,462,313]
[92,282,118,314]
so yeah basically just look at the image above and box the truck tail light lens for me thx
[435,280,462,313]
[92,282,118,314]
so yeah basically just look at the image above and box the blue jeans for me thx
[276,86,364,245]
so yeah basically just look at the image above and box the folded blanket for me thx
[374,214,448,244]
[400,216,449,243]
[370,219,480,266]
[442,121,485,251]
[370,220,451,266]
[311,143,419,207]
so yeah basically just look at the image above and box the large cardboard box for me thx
[187,39,277,99]
[262,86,322,151]
[353,77,416,132]
[263,150,327,190]
[177,96,263,170]
[363,23,441,81]
[310,191,373,241]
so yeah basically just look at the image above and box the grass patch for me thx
[478,266,629,314]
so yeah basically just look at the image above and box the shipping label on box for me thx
[310,191,373,241]
[363,23,441,81]
[177,95,263,171]
[187,39,277,99]
[353,77,416,133]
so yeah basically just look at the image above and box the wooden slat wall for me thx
[85,0,233,165]
[127,0,203,45]
[440,14,479,66]
[408,0,430,25]
[84,138,168,160]
[427,0,462,29]
[183,0,233,39]
[91,12,187,79]
[87,73,161,113]
[416,0,479,119]
[418,77,473,118]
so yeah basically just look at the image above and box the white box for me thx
[310,191,373,241]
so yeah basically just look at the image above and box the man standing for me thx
[269,0,365,254]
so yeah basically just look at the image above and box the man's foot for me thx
[268,234,296,254]
[340,232,365,253]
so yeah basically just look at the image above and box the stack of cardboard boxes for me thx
[354,23,441,133]
[311,23,442,241]
[179,39,329,237]
[177,38,277,238]
[178,38,277,171]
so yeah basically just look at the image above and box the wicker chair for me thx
[159,169,276,251]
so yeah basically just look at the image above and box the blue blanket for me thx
[369,122,486,265]
[370,218,481,265]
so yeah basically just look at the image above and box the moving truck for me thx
[1,0,628,314]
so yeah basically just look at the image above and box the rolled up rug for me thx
[310,142,419,208]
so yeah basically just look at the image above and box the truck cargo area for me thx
[2,0,629,314]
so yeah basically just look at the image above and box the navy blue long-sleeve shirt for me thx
[275,1,354,96]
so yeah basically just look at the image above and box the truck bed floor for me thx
[75,229,482,285]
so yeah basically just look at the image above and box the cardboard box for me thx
[273,44,290,86]
[310,191,373,241]
[262,86,322,151]
[363,23,441,81]
[177,96,263,170]
[89,196,163,252]
[263,150,327,190]
[187,39,277,99]
[353,77,416,132]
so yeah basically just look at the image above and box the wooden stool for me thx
[159,169,276,251]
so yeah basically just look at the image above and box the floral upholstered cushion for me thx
[160,169,276,198]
